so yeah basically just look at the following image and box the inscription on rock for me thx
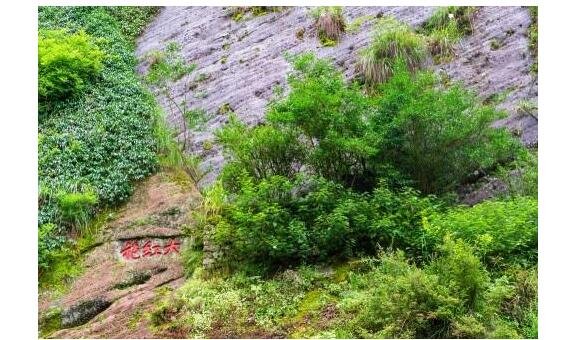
[118,238,181,260]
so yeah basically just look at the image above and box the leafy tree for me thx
[373,61,519,194]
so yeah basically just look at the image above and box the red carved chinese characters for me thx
[142,240,162,257]
[163,239,181,255]
[119,239,181,260]
[120,240,141,260]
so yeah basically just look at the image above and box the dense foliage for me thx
[38,7,160,273]
[154,240,537,338]
[202,174,437,269]
[424,197,538,266]
[221,54,518,195]
[197,53,530,275]
[37,6,538,338]
[38,29,104,108]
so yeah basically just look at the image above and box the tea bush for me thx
[38,6,160,273]
[204,171,438,269]
[210,54,522,270]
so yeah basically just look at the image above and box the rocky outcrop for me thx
[136,6,538,187]
[39,170,201,338]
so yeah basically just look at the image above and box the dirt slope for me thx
[136,6,537,187]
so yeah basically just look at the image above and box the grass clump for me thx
[357,17,428,87]
[310,6,346,46]
[422,6,477,36]
[421,7,477,63]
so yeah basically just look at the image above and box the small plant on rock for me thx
[421,7,477,63]
[311,6,346,46]
[357,17,427,87]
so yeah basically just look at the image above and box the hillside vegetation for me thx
[38,6,538,339]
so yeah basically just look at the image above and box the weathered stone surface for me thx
[61,298,112,328]
[439,6,538,147]
[136,6,437,187]
[136,6,537,187]
[41,170,201,338]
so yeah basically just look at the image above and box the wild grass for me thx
[421,7,477,63]
[357,17,427,87]
[228,6,285,22]
[311,6,346,46]
[422,6,477,36]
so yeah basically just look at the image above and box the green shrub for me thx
[374,62,519,194]
[217,116,306,181]
[310,7,345,45]
[357,17,427,86]
[203,172,437,269]
[266,53,378,189]
[57,187,98,231]
[423,197,538,265]
[336,239,526,338]
[38,29,104,104]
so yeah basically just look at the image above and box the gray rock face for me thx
[439,6,538,148]
[61,298,111,328]
[136,6,538,187]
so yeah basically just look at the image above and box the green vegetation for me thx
[38,6,161,279]
[528,7,538,74]
[346,15,375,34]
[153,239,537,338]
[310,7,346,46]
[228,6,284,22]
[422,6,476,36]
[421,6,477,63]
[143,42,204,181]
[193,54,525,272]
[38,29,104,110]
[38,6,537,339]
[170,51,536,337]
[424,197,538,266]
[357,17,427,87]
[490,38,502,50]
[106,6,159,42]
